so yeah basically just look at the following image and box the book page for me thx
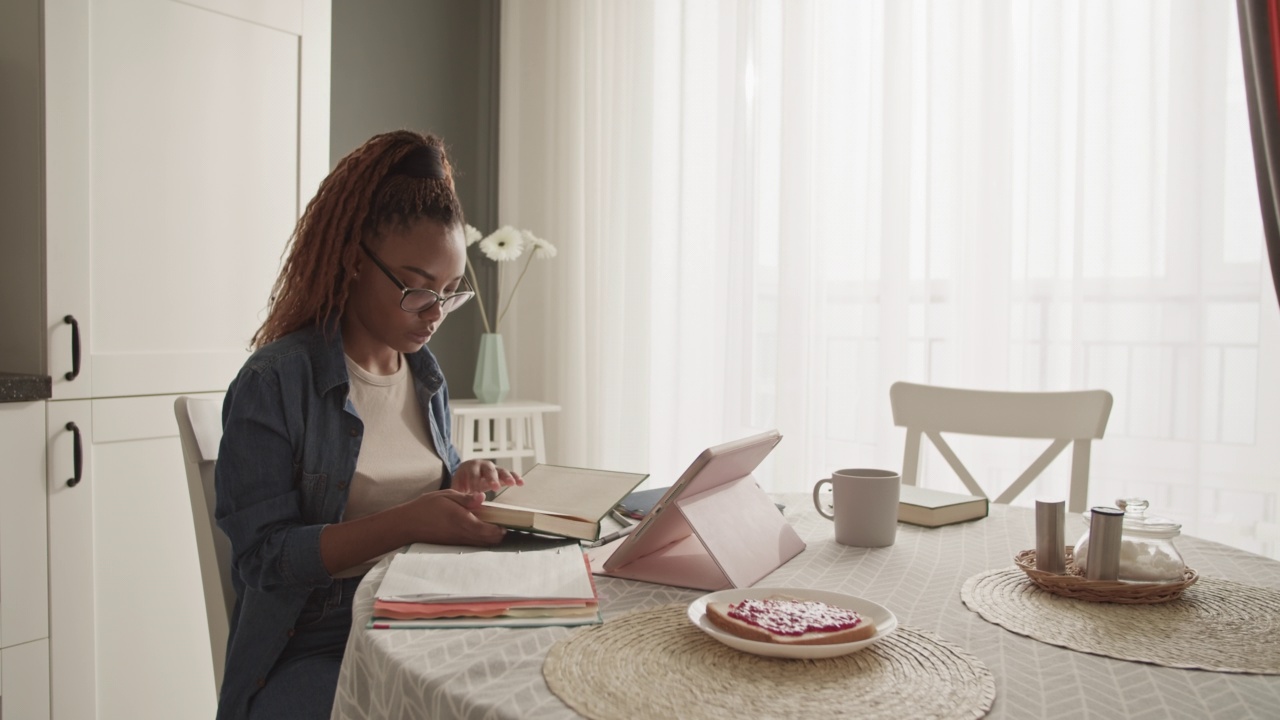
[376,541,596,602]
[489,464,647,521]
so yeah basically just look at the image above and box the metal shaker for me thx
[1084,506,1125,581]
[1035,500,1066,573]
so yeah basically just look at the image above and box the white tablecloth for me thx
[332,497,1280,719]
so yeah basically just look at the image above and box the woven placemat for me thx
[543,604,995,720]
[962,568,1280,674]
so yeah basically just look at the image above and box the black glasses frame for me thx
[359,242,475,314]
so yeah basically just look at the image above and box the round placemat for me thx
[543,604,995,720]
[962,569,1280,674]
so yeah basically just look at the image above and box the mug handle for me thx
[812,479,834,519]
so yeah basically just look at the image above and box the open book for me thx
[472,464,648,541]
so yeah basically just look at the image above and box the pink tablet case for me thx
[594,430,806,591]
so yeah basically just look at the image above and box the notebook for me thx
[370,536,601,629]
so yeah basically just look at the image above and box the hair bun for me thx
[390,145,446,180]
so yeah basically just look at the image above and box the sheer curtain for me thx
[499,0,1280,560]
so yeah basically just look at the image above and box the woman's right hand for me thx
[406,489,505,546]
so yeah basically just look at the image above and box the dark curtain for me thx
[1238,0,1280,307]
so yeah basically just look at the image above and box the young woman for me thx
[214,130,520,720]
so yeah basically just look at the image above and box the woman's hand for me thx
[451,459,524,495]
[406,489,506,546]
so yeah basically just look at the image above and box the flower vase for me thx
[473,333,510,404]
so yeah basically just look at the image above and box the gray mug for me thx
[813,468,901,547]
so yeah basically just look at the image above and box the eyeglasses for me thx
[359,243,475,314]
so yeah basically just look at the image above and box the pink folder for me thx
[591,430,806,591]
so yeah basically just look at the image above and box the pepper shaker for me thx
[1035,499,1066,573]
[1084,506,1124,581]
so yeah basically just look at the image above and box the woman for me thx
[214,130,520,720]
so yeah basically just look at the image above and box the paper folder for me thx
[591,430,806,591]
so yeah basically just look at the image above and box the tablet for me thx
[600,429,805,590]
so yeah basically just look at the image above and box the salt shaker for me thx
[1084,506,1124,581]
[1035,499,1066,573]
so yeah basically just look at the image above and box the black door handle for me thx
[66,421,83,487]
[64,315,81,381]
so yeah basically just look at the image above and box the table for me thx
[449,399,560,473]
[332,497,1280,719]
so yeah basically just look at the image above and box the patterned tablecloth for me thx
[331,496,1280,719]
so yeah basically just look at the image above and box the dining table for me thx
[331,494,1280,719]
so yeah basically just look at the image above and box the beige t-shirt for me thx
[334,353,445,578]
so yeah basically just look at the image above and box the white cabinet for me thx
[0,402,49,720]
[48,395,224,720]
[0,402,48,650]
[14,1,333,718]
[43,0,332,400]
[2,639,51,720]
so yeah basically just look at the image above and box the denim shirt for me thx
[213,324,461,719]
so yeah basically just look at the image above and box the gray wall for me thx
[0,0,46,375]
[331,0,500,397]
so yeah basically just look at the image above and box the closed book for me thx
[898,485,989,528]
[473,464,648,541]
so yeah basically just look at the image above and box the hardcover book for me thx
[472,464,648,541]
[898,485,990,528]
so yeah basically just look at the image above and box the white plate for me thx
[687,587,898,659]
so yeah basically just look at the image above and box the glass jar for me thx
[1073,498,1187,583]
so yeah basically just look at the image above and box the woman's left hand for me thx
[452,459,523,495]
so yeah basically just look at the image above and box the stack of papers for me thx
[370,537,601,629]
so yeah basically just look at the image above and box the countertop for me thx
[0,372,52,402]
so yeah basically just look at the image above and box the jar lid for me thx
[1082,498,1182,536]
[1114,498,1182,536]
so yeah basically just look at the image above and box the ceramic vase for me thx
[473,332,510,404]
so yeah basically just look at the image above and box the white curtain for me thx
[498,0,1280,560]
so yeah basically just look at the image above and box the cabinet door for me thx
[0,402,48,649]
[48,394,223,720]
[1,639,51,720]
[45,401,94,720]
[44,0,330,399]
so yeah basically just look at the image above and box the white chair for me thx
[174,395,234,695]
[889,381,1113,514]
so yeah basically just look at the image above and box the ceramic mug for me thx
[812,468,901,547]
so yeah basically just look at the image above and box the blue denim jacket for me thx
[214,324,461,719]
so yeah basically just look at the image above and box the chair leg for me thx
[902,429,922,486]
[1069,441,1092,514]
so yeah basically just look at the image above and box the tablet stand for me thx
[594,473,806,591]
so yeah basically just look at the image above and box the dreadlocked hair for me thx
[251,130,465,349]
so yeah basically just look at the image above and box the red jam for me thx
[727,598,862,636]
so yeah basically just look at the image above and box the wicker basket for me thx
[1013,547,1198,604]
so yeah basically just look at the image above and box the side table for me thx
[449,399,561,473]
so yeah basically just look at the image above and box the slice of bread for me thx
[706,596,877,646]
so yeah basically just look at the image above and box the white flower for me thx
[522,230,558,259]
[479,225,525,262]
[464,224,483,247]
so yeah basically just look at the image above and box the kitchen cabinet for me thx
[0,402,48,651]
[40,0,332,400]
[2,639,51,720]
[0,0,331,717]
[0,401,49,720]
[48,395,223,719]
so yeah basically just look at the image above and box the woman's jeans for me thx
[247,577,360,720]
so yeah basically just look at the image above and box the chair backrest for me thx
[889,381,1113,513]
[174,395,234,695]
